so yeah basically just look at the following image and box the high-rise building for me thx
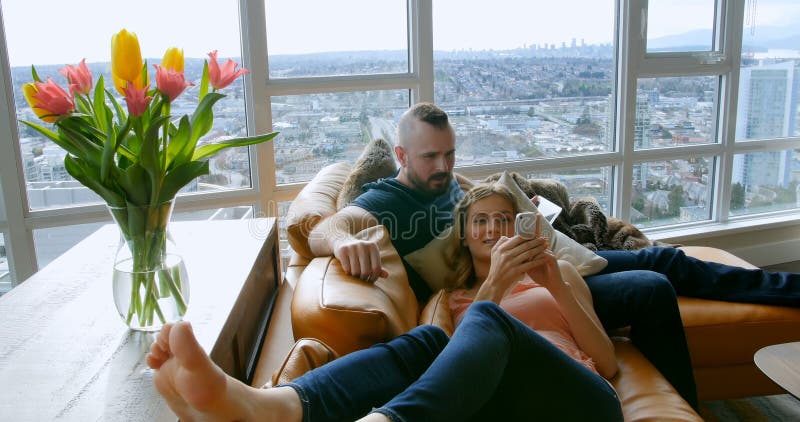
[633,93,651,188]
[733,60,798,189]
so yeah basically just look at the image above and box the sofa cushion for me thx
[419,289,455,335]
[611,338,701,421]
[291,225,419,355]
[263,338,339,388]
[404,226,473,291]
[286,162,351,259]
[337,138,397,210]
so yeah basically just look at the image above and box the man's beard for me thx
[408,170,452,197]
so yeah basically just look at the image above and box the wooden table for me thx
[754,342,800,399]
[0,218,281,421]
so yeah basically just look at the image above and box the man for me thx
[310,102,465,301]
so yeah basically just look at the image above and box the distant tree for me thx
[522,146,543,157]
[632,196,645,212]
[730,182,745,210]
[668,185,685,216]
[204,173,230,187]
[32,146,43,157]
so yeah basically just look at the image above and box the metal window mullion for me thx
[732,137,800,153]
[631,143,725,161]
[456,153,625,182]
[409,0,433,103]
[23,188,268,229]
[637,58,730,78]
[0,9,36,284]
[265,74,419,97]
[715,0,746,224]
[615,0,643,222]
[240,0,275,217]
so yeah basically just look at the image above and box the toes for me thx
[147,353,164,369]
[170,321,206,370]
[147,323,176,369]
[157,323,175,351]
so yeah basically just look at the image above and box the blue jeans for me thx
[583,269,697,409]
[583,246,800,408]
[285,302,622,422]
[596,247,800,306]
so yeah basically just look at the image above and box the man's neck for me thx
[395,171,412,189]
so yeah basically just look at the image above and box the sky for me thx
[2,0,799,67]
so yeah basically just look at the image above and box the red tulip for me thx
[59,59,93,95]
[22,78,75,123]
[123,83,152,117]
[154,64,193,102]
[207,50,249,90]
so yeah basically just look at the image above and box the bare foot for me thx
[147,321,301,422]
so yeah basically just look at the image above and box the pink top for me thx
[449,277,598,374]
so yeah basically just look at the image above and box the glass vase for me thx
[107,199,190,331]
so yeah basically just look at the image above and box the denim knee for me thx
[464,301,509,324]
[406,324,449,348]
[649,246,687,262]
[629,270,675,294]
[618,271,678,311]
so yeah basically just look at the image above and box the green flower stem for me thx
[158,268,187,315]
[116,200,188,328]
[162,101,170,171]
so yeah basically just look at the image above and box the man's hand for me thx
[309,206,386,282]
[334,239,389,282]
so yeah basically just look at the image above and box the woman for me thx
[147,183,623,421]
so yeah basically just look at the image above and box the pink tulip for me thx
[59,59,93,95]
[207,50,249,90]
[123,83,152,117]
[24,78,75,122]
[154,64,194,102]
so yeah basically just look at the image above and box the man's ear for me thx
[395,145,407,167]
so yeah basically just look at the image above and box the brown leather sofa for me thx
[251,163,800,421]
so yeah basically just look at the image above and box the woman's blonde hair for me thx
[450,182,519,288]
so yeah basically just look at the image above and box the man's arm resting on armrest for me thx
[308,206,388,280]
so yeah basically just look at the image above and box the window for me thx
[525,167,614,213]
[266,0,408,78]
[272,91,410,184]
[731,0,800,217]
[433,0,616,166]
[646,0,716,52]
[631,157,713,228]
[635,77,718,149]
[730,148,800,216]
[5,0,248,211]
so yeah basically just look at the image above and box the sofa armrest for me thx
[290,226,419,356]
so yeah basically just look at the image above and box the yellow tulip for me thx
[111,29,144,94]
[161,47,184,72]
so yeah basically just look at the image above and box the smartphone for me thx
[535,196,562,225]
[515,212,539,239]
